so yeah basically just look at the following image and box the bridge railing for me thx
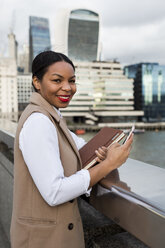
[0,124,165,248]
[90,159,165,248]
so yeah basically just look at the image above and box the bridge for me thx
[0,120,165,248]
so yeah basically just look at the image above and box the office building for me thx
[61,61,144,124]
[0,57,18,121]
[54,8,100,62]
[125,63,165,121]
[29,16,51,71]
[17,73,32,112]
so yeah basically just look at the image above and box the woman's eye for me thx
[69,80,76,84]
[53,79,61,83]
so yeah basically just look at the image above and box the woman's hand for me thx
[95,146,107,163]
[105,133,133,171]
[88,133,133,188]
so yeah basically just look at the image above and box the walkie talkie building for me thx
[68,9,99,61]
[54,8,100,62]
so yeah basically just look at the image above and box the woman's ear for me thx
[32,76,41,91]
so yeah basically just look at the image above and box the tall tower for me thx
[54,8,100,62]
[8,32,18,61]
[29,16,51,72]
[18,44,29,73]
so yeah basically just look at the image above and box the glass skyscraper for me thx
[68,9,99,62]
[29,16,51,72]
[124,63,165,121]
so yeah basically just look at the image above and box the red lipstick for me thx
[57,95,71,102]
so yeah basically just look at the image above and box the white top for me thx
[19,112,91,206]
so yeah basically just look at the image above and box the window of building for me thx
[92,66,100,69]
[102,67,110,70]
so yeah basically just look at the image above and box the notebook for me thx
[79,127,125,169]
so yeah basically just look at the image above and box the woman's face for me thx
[33,61,77,109]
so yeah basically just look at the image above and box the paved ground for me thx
[78,198,149,248]
[0,222,10,248]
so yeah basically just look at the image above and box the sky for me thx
[0,0,165,66]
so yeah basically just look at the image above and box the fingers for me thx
[95,147,106,159]
[100,146,107,152]
[123,133,134,149]
[110,142,120,148]
[122,134,133,156]
[95,135,133,165]
[95,146,107,162]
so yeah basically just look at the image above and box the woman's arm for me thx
[20,113,133,206]
[19,113,91,206]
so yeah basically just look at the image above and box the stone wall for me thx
[0,152,13,241]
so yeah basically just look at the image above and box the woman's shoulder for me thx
[23,112,53,129]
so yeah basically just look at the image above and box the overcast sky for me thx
[0,0,165,65]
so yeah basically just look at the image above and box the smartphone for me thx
[124,125,135,143]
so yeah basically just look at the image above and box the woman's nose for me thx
[62,81,71,91]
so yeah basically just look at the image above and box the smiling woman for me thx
[10,51,133,248]
[32,60,77,108]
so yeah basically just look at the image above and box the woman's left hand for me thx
[95,146,108,163]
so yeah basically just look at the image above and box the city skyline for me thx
[0,0,165,65]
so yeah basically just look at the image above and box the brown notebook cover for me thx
[79,127,125,169]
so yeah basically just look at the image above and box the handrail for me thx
[0,127,165,247]
[90,159,165,248]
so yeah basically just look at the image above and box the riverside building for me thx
[125,63,165,121]
[61,61,144,124]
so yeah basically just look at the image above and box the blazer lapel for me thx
[30,92,60,122]
[58,117,82,169]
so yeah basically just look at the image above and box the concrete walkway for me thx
[0,222,10,248]
[79,198,149,248]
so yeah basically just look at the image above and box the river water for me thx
[78,130,165,169]
[0,119,164,168]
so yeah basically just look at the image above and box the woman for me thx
[10,51,133,248]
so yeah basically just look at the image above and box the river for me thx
[78,130,165,169]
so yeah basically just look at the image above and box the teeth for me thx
[60,96,69,99]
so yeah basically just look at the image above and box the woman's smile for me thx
[57,95,71,102]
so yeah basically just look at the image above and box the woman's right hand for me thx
[88,133,133,188]
[105,133,133,172]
